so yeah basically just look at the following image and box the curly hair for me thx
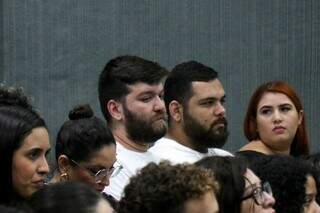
[251,155,314,213]
[302,153,320,204]
[118,161,219,213]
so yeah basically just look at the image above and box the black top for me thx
[235,150,268,167]
[102,193,119,212]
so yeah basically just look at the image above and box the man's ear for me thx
[57,155,71,173]
[107,100,123,121]
[169,101,183,122]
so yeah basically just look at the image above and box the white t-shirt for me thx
[103,142,160,201]
[149,137,233,164]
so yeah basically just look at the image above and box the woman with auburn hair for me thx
[237,80,309,161]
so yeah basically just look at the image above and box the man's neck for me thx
[167,126,208,153]
[112,128,149,152]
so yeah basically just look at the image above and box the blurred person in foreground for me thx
[119,161,219,213]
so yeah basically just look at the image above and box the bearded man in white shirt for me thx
[98,55,168,200]
[149,61,232,164]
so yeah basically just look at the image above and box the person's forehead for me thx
[127,82,163,95]
[85,145,116,163]
[244,169,261,187]
[20,127,50,150]
[190,80,225,98]
[305,175,317,193]
[258,92,293,107]
[183,191,219,213]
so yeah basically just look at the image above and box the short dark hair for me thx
[29,182,108,213]
[98,55,168,123]
[55,104,115,162]
[251,155,315,213]
[119,161,218,213]
[0,86,46,205]
[196,156,247,213]
[164,61,218,123]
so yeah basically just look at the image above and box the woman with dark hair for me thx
[0,87,51,206]
[303,153,320,204]
[251,155,320,213]
[29,182,114,213]
[51,104,120,193]
[196,156,275,213]
[237,80,309,162]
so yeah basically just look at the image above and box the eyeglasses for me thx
[71,159,122,183]
[241,181,273,206]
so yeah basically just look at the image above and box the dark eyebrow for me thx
[28,147,43,152]
[137,90,160,97]
[26,148,40,155]
[243,176,260,192]
[279,103,293,107]
[138,91,153,95]
[259,105,272,109]
[199,94,226,101]
[260,102,293,109]
[199,97,216,102]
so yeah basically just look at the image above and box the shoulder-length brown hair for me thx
[243,80,309,156]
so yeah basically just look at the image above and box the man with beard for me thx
[98,55,168,200]
[149,60,232,164]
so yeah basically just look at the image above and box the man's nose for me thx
[154,96,165,112]
[215,102,226,117]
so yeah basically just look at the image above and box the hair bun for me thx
[69,104,94,120]
[0,86,33,110]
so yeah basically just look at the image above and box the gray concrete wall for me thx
[2,0,320,158]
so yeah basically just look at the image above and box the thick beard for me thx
[183,110,229,152]
[123,104,167,144]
